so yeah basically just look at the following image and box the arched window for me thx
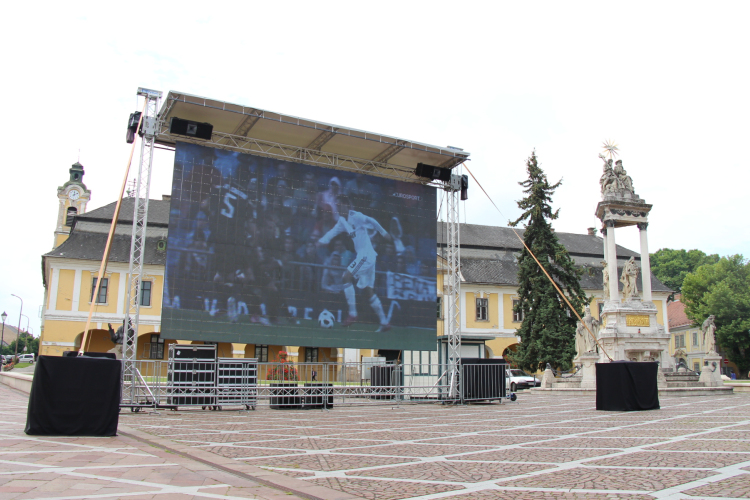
[65,207,77,226]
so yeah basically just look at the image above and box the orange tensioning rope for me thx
[461,163,613,362]
[80,101,147,354]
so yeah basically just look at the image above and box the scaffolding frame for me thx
[122,88,161,406]
[120,86,467,404]
[156,127,456,183]
[443,178,462,399]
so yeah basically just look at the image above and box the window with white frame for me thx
[140,280,152,307]
[692,331,699,346]
[90,277,108,304]
[304,347,318,363]
[437,296,443,319]
[148,334,164,359]
[675,334,685,348]
[512,299,524,323]
[476,298,488,321]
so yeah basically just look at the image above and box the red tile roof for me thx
[668,295,694,329]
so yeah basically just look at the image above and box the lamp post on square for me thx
[1,311,7,360]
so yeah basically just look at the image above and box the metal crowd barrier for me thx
[121,357,511,411]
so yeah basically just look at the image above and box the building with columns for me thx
[435,223,673,362]
[595,157,672,372]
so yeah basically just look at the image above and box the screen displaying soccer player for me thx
[163,142,437,350]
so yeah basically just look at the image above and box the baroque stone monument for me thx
[595,151,672,386]
[699,315,724,386]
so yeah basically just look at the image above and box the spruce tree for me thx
[509,152,589,373]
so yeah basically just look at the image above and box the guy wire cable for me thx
[462,163,613,362]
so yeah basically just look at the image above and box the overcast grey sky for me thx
[2,1,748,336]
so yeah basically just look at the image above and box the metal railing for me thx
[121,359,510,411]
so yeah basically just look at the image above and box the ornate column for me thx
[638,222,652,302]
[605,221,619,301]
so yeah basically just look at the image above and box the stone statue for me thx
[702,315,717,353]
[575,320,585,359]
[614,160,634,193]
[599,155,618,196]
[601,260,610,300]
[575,305,600,359]
[107,322,124,344]
[107,319,133,359]
[584,305,599,352]
[620,256,640,300]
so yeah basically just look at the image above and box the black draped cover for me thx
[25,355,122,436]
[596,361,660,411]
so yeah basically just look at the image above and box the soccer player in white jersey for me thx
[317,196,392,332]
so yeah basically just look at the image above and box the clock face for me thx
[68,189,80,201]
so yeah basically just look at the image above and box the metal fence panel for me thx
[121,357,510,410]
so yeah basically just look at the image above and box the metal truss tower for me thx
[443,176,462,400]
[122,87,162,405]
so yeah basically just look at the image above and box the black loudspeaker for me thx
[169,117,213,140]
[63,351,117,359]
[126,111,143,144]
[415,162,452,182]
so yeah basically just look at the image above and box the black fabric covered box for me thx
[596,361,660,411]
[25,355,122,436]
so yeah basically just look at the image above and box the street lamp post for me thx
[11,295,23,362]
[1,311,7,359]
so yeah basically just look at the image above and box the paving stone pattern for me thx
[6,381,750,500]
[0,385,311,500]
[116,391,750,500]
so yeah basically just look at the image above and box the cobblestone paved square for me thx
[118,392,750,499]
[6,382,750,499]
[498,466,718,490]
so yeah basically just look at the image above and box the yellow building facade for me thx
[437,224,672,364]
[40,167,670,367]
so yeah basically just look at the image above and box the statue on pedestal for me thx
[107,319,133,360]
[702,315,717,354]
[620,256,639,300]
[575,305,600,358]
[599,155,618,196]
[601,260,610,300]
[614,160,634,193]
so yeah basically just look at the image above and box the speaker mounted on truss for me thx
[415,162,452,182]
[126,111,143,144]
[169,117,214,141]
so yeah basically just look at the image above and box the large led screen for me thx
[163,142,437,350]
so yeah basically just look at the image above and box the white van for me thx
[19,354,35,364]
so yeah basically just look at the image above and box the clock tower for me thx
[54,162,91,248]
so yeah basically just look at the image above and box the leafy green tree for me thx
[650,248,719,293]
[3,332,38,357]
[509,152,589,373]
[682,255,750,378]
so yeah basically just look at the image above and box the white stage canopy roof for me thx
[156,91,469,183]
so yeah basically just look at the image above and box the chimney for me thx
[587,227,596,236]
[162,194,171,201]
